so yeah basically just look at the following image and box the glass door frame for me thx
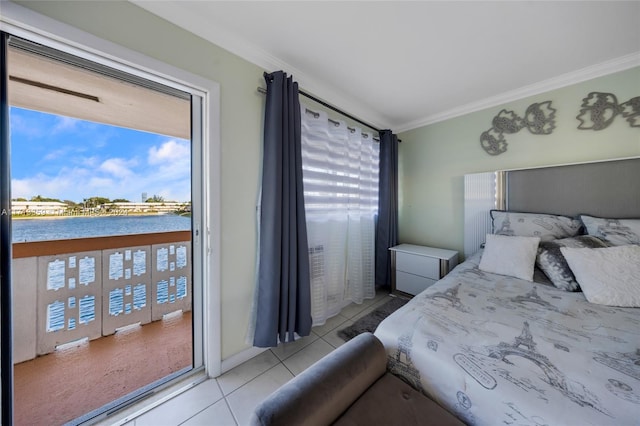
[0,3,221,422]
[1,30,14,426]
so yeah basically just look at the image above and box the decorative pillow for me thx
[579,215,640,246]
[536,235,610,291]
[532,267,554,286]
[479,234,540,281]
[560,245,640,307]
[490,210,582,242]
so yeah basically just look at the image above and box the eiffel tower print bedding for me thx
[374,251,640,425]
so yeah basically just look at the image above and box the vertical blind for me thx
[300,105,379,325]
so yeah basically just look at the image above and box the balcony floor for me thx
[14,311,192,425]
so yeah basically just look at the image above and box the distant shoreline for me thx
[11,212,172,220]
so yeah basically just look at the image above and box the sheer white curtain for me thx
[300,105,379,325]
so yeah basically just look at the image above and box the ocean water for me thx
[12,215,191,243]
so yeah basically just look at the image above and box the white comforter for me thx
[374,253,640,425]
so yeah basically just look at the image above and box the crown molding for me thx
[131,1,392,131]
[395,52,640,133]
[133,1,639,134]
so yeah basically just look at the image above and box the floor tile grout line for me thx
[214,378,225,400]
[177,400,215,426]
[321,335,339,349]
[144,379,226,426]
[131,294,393,425]
[181,292,390,425]
[227,393,241,426]
[222,397,239,426]
[312,315,351,337]
[282,337,339,376]
[224,337,346,422]
[216,350,283,397]
[223,361,286,399]
[180,378,228,425]
[280,359,296,377]
[224,337,341,422]
[271,332,320,363]
[224,361,294,425]
[327,323,348,340]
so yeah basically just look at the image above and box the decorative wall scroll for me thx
[576,92,640,130]
[480,101,556,156]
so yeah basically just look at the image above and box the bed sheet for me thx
[374,252,640,425]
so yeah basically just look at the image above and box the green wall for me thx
[398,67,640,258]
[14,0,266,359]
[10,0,383,362]
[12,1,640,362]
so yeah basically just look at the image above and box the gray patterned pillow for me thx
[491,210,583,242]
[536,235,610,291]
[579,215,640,246]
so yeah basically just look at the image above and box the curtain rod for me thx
[303,107,380,142]
[257,86,382,133]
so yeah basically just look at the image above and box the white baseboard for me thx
[220,346,269,375]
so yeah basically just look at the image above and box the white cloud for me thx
[99,158,137,178]
[12,161,190,203]
[148,139,190,165]
[10,112,46,139]
[88,177,115,189]
[79,156,101,168]
[43,149,67,161]
[11,109,192,203]
[12,166,111,202]
[52,116,80,134]
[12,139,192,203]
[12,171,85,201]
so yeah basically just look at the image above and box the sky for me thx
[10,107,191,203]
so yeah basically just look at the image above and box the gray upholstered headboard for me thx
[463,157,640,257]
[506,157,640,218]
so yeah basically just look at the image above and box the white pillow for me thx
[560,245,640,307]
[491,210,582,242]
[479,234,540,281]
[579,215,640,246]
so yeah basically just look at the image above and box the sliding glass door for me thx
[1,31,207,425]
[1,30,14,426]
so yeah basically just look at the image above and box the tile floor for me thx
[120,291,393,426]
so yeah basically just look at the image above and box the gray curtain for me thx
[253,71,312,347]
[375,130,399,288]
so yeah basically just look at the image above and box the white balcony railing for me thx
[12,231,192,363]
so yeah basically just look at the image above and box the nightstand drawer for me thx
[390,244,458,298]
[396,252,440,280]
[396,271,437,295]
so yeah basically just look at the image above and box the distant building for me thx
[12,201,68,215]
[11,200,189,216]
[99,202,189,213]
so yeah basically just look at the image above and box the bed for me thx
[374,157,640,425]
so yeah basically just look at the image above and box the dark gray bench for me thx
[250,332,465,426]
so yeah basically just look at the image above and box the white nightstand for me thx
[389,244,459,296]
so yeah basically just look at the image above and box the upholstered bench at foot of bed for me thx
[250,332,464,426]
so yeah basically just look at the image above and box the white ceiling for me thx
[132,1,640,132]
